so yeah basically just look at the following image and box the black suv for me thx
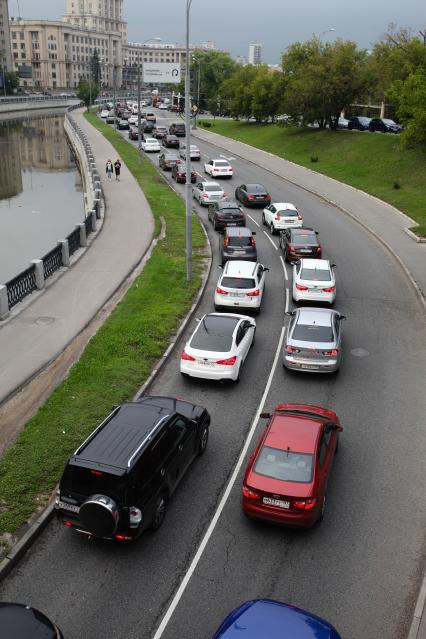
[220,226,257,264]
[208,200,246,232]
[56,396,210,540]
[368,118,402,134]
[169,122,186,137]
[347,116,371,131]
[279,227,322,261]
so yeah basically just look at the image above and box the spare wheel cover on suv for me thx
[79,494,120,537]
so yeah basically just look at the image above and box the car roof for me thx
[213,599,340,639]
[266,413,322,454]
[291,227,315,234]
[224,261,258,277]
[202,181,222,188]
[296,307,335,326]
[71,401,172,472]
[245,183,267,192]
[299,258,329,269]
[146,138,157,142]
[273,202,297,210]
[0,603,60,639]
[225,226,253,236]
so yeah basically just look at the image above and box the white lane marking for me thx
[219,154,235,161]
[280,255,288,281]
[247,214,260,228]
[262,230,278,251]
[152,325,286,639]
[285,287,289,312]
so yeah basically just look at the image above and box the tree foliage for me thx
[388,68,426,147]
[177,49,237,110]
[4,71,18,95]
[91,48,102,85]
[77,78,99,109]
[219,65,284,122]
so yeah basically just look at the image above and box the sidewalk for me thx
[193,128,426,309]
[0,108,154,405]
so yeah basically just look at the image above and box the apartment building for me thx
[0,0,12,74]
[248,43,262,65]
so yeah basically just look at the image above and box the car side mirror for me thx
[338,315,346,321]
[285,310,295,316]
[195,317,201,323]
[315,231,319,235]
[260,412,271,419]
[217,265,223,269]
[263,267,270,271]
[290,260,299,266]
[334,425,343,432]
[252,231,256,235]
[331,263,336,268]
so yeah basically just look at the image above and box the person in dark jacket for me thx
[114,159,122,181]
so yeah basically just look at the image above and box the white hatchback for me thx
[128,115,138,125]
[180,144,201,160]
[141,138,161,152]
[292,259,336,304]
[214,261,268,313]
[204,159,233,178]
[180,313,256,382]
[262,202,303,235]
[192,181,226,206]
[100,109,109,118]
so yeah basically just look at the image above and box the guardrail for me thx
[0,106,103,320]
[0,95,77,105]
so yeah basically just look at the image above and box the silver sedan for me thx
[283,307,345,373]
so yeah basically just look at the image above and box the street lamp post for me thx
[185,0,193,282]
[137,38,161,146]
[191,55,201,129]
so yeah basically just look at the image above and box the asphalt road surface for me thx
[1,108,425,639]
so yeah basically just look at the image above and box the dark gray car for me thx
[220,227,257,264]
[208,200,246,232]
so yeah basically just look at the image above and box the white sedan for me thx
[192,181,226,206]
[100,109,109,118]
[141,138,161,152]
[292,258,336,304]
[214,260,268,313]
[180,313,256,382]
[180,144,201,160]
[204,159,233,178]
[128,115,138,125]
[262,202,303,235]
[158,103,168,110]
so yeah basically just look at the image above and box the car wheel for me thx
[151,493,168,531]
[335,437,339,454]
[270,222,275,236]
[250,328,256,346]
[197,424,209,455]
[262,213,266,226]
[283,247,288,261]
[214,220,219,231]
[318,496,326,523]
[235,365,241,383]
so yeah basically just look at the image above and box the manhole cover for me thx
[35,316,55,325]
[350,347,370,357]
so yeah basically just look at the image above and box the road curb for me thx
[193,130,426,315]
[408,569,426,639]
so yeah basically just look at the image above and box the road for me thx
[1,107,425,639]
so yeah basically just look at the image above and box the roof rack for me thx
[127,414,170,468]
[74,406,121,456]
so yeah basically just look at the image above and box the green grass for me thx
[0,113,206,540]
[201,120,426,236]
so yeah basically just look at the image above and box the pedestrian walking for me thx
[106,159,113,181]
[114,159,122,181]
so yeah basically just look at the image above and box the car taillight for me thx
[293,498,317,510]
[295,284,308,291]
[202,194,209,199]
[251,237,256,246]
[90,470,103,476]
[215,287,228,295]
[265,194,271,201]
[115,534,132,540]
[316,247,321,252]
[224,237,229,247]
[274,214,281,220]
[213,168,219,172]
[242,485,261,500]
[247,289,260,297]
[247,194,254,200]
[181,350,195,361]
[322,287,335,292]
[63,521,73,527]
[298,215,303,220]
[216,356,237,366]
[323,349,339,357]
[285,345,299,353]
[288,245,295,252]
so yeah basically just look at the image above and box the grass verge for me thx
[200,120,426,236]
[0,112,206,540]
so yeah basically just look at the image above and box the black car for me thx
[0,602,64,638]
[163,134,180,148]
[279,227,322,261]
[235,183,271,207]
[152,125,168,139]
[56,396,210,540]
[171,164,197,183]
[368,118,402,133]
[169,122,186,137]
[128,129,140,140]
[142,121,155,134]
[220,227,257,264]
[159,152,180,171]
[347,116,371,131]
[118,119,130,130]
[208,200,246,232]
[121,111,132,120]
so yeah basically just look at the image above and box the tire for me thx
[318,496,326,523]
[197,424,209,455]
[262,213,266,226]
[270,222,275,236]
[151,493,168,531]
[214,220,219,231]
[283,247,288,261]
[250,328,256,346]
[335,437,339,454]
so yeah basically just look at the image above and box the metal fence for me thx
[68,227,81,257]
[6,265,37,309]
[42,245,63,280]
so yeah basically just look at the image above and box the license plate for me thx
[263,497,290,509]
[255,196,264,200]
[233,250,245,254]
[300,249,311,253]
[198,360,214,366]
[231,292,245,298]
[301,364,319,370]
[227,222,237,226]
[58,500,80,513]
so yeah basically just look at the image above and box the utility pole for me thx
[184,0,193,282]
[113,64,117,129]
[137,49,142,147]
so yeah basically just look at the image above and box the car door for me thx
[236,320,253,362]
[256,264,265,299]
[236,185,245,203]
[163,416,197,492]
[205,160,213,175]
[265,204,274,225]
[316,428,331,503]
[193,182,202,201]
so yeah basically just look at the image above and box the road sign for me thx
[143,63,181,84]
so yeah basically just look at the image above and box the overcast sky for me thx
[10,0,426,63]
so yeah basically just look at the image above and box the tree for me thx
[77,77,99,109]
[219,65,285,122]
[91,49,102,85]
[387,68,426,147]
[4,71,18,95]
[176,50,238,110]
[281,38,369,128]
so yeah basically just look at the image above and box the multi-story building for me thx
[248,43,262,65]
[0,0,12,79]
[0,125,22,200]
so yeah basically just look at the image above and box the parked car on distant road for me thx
[235,183,271,207]
[242,403,342,526]
[369,118,402,133]
[347,116,371,131]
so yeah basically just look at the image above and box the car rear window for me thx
[277,208,298,217]
[246,185,265,193]
[227,235,252,247]
[190,316,238,351]
[300,268,330,281]
[292,232,317,246]
[215,161,229,167]
[292,323,334,342]
[221,277,255,289]
[173,124,185,129]
[219,208,241,217]
[205,184,222,192]
[254,445,314,483]
[62,466,127,502]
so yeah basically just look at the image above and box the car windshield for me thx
[292,233,317,246]
[221,277,255,289]
[277,208,298,217]
[190,316,238,352]
[300,268,330,281]
[292,323,334,342]
[227,235,252,247]
[205,185,222,192]
[359,117,370,122]
[383,119,396,125]
[254,445,314,483]
[215,161,229,167]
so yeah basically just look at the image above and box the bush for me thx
[201,121,212,128]
[393,181,401,189]
[310,156,319,163]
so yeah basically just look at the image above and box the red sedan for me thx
[242,403,342,528]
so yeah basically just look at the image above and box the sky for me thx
[9,0,426,63]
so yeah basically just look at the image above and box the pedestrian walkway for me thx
[0,108,154,405]
[193,128,426,308]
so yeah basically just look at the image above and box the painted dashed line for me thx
[280,255,288,281]
[262,230,278,251]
